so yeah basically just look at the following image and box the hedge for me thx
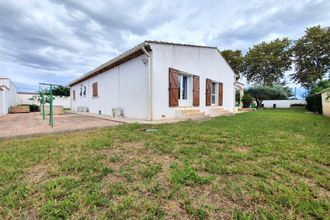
[306,94,322,114]
[19,104,40,112]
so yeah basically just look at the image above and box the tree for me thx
[221,49,244,80]
[274,84,294,98]
[245,86,288,108]
[29,89,52,104]
[309,80,330,95]
[243,38,292,85]
[291,26,330,88]
[52,86,70,97]
[29,86,70,104]
[241,94,253,108]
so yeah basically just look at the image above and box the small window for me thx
[73,90,76,101]
[211,82,216,104]
[83,86,86,96]
[92,82,98,97]
[80,86,83,97]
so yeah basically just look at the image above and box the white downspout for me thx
[142,45,152,121]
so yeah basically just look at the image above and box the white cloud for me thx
[0,0,329,91]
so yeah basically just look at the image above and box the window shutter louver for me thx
[219,82,223,106]
[206,79,211,106]
[92,82,98,97]
[169,68,179,107]
[193,75,200,106]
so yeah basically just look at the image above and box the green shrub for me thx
[19,104,40,112]
[290,103,306,108]
[306,94,322,114]
[241,94,253,108]
[30,104,40,112]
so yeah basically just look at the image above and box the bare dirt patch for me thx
[24,165,48,184]
[123,141,145,149]
[21,208,39,220]
[103,173,126,184]
[234,146,250,153]
[101,172,126,194]
[294,134,305,140]
[164,200,190,220]
[299,175,330,199]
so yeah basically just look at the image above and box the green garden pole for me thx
[42,93,45,120]
[49,84,53,127]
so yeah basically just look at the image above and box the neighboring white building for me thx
[0,78,17,116]
[17,92,38,105]
[17,92,71,109]
[263,99,306,108]
[320,88,330,117]
[69,41,236,120]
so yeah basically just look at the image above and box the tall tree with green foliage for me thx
[29,86,70,104]
[308,80,330,95]
[221,49,244,81]
[291,26,330,88]
[36,86,70,97]
[243,38,292,85]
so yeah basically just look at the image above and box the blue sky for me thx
[0,0,329,96]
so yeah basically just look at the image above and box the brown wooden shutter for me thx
[218,82,223,106]
[92,82,98,97]
[169,68,179,107]
[193,75,200,106]
[205,79,211,106]
[73,90,76,101]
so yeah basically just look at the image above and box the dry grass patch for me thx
[24,164,48,184]
[233,146,250,153]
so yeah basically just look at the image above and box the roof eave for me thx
[69,41,149,87]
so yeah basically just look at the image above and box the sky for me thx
[0,0,329,96]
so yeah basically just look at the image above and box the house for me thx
[320,88,330,117]
[69,41,236,121]
[0,78,17,116]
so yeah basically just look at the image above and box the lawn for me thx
[0,109,329,219]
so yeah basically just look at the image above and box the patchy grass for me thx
[0,109,329,219]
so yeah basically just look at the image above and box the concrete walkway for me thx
[0,112,122,140]
[75,112,203,124]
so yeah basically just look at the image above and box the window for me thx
[92,82,98,97]
[83,86,86,96]
[178,75,188,100]
[80,86,83,97]
[211,82,216,104]
[73,90,76,101]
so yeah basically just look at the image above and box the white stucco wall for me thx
[149,43,236,120]
[17,93,71,108]
[321,91,330,117]
[0,90,4,116]
[71,54,148,119]
[17,93,38,105]
[53,96,71,108]
[263,99,306,108]
[0,79,17,115]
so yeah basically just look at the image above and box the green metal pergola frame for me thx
[39,83,61,127]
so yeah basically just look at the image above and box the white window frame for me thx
[211,81,218,105]
[178,73,192,107]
